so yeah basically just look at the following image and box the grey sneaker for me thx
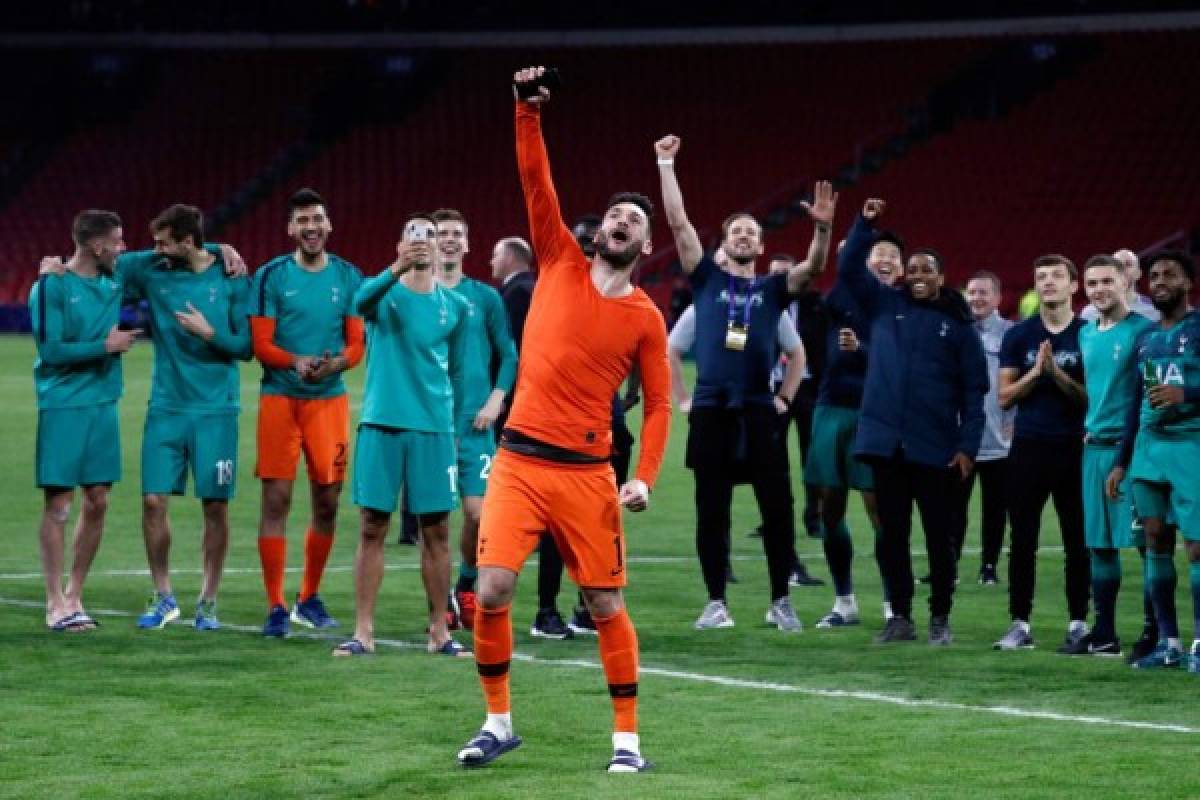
[873,616,917,643]
[765,597,803,632]
[694,600,735,630]
[929,615,952,646]
[1055,622,1089,654]
[993,621,1035,650]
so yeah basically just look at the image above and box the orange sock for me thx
[474,605,513,714]
[299,528,334,602]
[594,607,639,733]
[258,536,287,608]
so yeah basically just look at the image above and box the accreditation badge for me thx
[725,322,749,351]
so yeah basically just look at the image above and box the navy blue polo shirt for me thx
[690,254,792,409]
[999,314,1086,440]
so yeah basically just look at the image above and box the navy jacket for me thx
[838,214,989,468]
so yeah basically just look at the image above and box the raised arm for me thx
[513,67,577,269]
[354,243,418,319]
[835,199,887,317]
[654,135,703,273]
[787,181,837,294]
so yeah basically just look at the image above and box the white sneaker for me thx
[765,597,803,632]
[694,600,734,629]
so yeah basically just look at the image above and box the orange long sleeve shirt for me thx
[506,102,672,488]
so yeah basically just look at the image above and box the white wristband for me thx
[656,158,674,166]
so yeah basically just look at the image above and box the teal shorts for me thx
[456,427,496,499]
[36,403,121,489]
[142,409,239,500]
[805,404,874,491]
[1082,441,1140,549]
[1129,431,1200,542]
[352,424,458,515]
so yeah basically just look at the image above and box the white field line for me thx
[1,595,1194,736]
[0,546,1064,582]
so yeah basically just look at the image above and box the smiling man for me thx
[456,67,671,774]
[837,199,987,646]
[994,254,1090,653]
[655,133,835,635]
[249,189,365,638]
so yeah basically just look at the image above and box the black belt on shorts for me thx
[499,428,608,465]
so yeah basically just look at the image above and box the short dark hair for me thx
[968,269,1002,293]
[873,229,905,255]
[1083,254,1123,274]
[720,211,758,239]
[72,210,122,248]
[501,237,533,265]
[606,192,654,230]
[767,253,796,265]
[432,208,467,228]
[1147,249,1196,281]
[910,247,944,274]
[287,188,326,219]
[151,203,205,248]
[1032,254,1078,280]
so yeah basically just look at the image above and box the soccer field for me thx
[2,334,1198,799]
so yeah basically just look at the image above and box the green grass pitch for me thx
[2,335,1198,799]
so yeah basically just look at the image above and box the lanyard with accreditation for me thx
[725,273,754,351]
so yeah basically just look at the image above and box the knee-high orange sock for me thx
[594,607,639,733]
[258,536,287,608]
[474,605,513,714]
[299,528,334,602]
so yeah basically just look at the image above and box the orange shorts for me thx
[256,394,350,484]
[478,449,627,588]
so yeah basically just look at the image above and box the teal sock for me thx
[1089,549,1121,641]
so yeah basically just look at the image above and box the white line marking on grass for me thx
[1,595,1193,736]
[0,546,1065,582]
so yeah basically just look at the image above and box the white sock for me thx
[882,602,894,620]
[1068,619,1088,635]
[833,595,858,615]
[1014,619,1031,634]
[613,732,640,755]
[483,713,513,740]
[1167,637,1182,650]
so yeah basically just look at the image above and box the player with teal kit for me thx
[1117,251,1200,671]
[432,208,518,630]
[1072,255,1154,656]
[31,210,138,632]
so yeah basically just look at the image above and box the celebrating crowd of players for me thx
[28,66,1200,772]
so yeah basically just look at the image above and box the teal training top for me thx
[1135,310,1200,434]
[354,270,468,433]
[1080,312,1154,439]
[444,276,518,432]
[29,269,123,409]
[119,249,252,414]
[250,253,363,398]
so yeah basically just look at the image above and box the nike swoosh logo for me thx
[285,290,299,297]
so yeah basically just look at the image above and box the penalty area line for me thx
[0,595,1193,736]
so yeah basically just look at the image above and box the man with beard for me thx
[31,210,138,631]
[809,229,906,629]
[250,188,365,638]
[431,209,518,634]
[950,271,1015,587]
[1120,251,1200,671]
[839,199,987,646]
[655,133,835,633]
[1067,255,1155,657]
[335,213,470,658]
[994,255,1090,652]
[456,67,671,772]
